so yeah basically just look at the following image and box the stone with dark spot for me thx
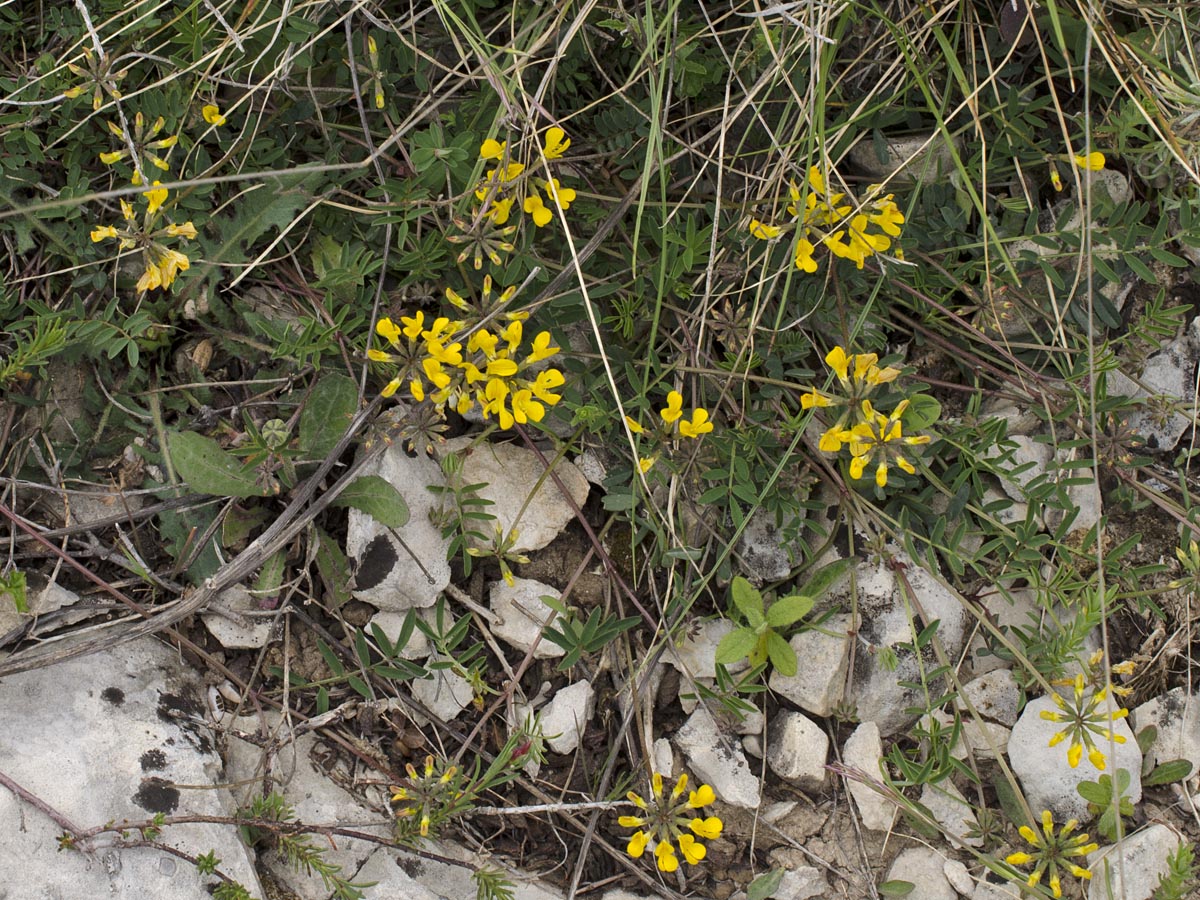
[351,534,398,592]
[100,687,125,705]
[140,749,166,771]
[132,776,179,814]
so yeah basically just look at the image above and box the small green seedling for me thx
[1077,769,1134,841]
[714,559,851,677]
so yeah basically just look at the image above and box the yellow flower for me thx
[689,816,723,839]
[794,236,819,273]
[542,126,570,159]
[678,408,713,438]
[523,194,553,227]
[530,369,564,405]
[541,178,576,211]
[99,150,124,165]
[202,104,226,126]
[512,390,544,424]
[638,457,656,473]
[136,261,163,292]
[487,196,515,225]
[660,390,684,424]
[688,785,715,808]
[166,221,197,239]
[749,218,781,240]
[143,182,168,216]
[526,331,559,363]
[1004,810,1097,898]
[480,138,505,160]
[625,416,645,434]
[654,841,679,872]
[626,830,649,858]
[91,225,118,242]
[678,835,705,864]
[1072,151,1105,171]
[1041,673,1129,770]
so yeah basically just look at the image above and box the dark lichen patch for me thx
[100,687,125,706]
[156,690,202,723]
[352,534,397,591]
[140,749,167,771]
[133,777,179,814]
[396,856,424,879]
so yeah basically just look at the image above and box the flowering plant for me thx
[618,773,723,872]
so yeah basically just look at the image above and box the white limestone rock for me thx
[0,639,262,900]
[919,780,982,848]
[1107,316,1200,451]
[367,608,432,660]
[443,437,589,552]
[489,578,564,658]
[842,722,896,832]
[1009,693,1141,821]
[346,446,451,609]
[411,661,475,724]
[766,711,828,792]
[944,859,973,896]
[675,705,761,808]
[826,550,967,735]
[886,848,956,900]
[961,669,1020,726]
[1088,823,1183,900]
[768,615,851,717]
[541,680,595,755]
[202,584,274,649]
[776,865,829,900]
[0,579,78,641]
[1132,687,1200,775]
[665,618,736,679]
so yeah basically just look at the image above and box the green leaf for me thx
[746,869,785,900]
[313,526,353,607]
[1144,759,1194,786]
[730,576,765,625]
[1136,724,1158,755]
[253,548,286,598]
[331,475,409,527]
[0,570,28,615]
[299,373,358,458]
[802,558,853,601]
[766,595,815,629]
[766,631,797,677]
[317,639,345,677]
[878,880,915,897]
[903,393,942,431]
[1077,780,1107,803]
[347,674,372,699]
[714,627,758,666]
[168,431,270,498]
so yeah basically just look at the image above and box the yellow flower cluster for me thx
[98,112,177,186]
[370,287,564,430]
[802,346,929,488]
[91,183,197,292]
[749,166,904,273]
[1005,810,1098,898]
[1040,651,1134,770]
[625,390,714,473]
[475,127,575,228]
[619,773,723,872]
[390,754,466,842]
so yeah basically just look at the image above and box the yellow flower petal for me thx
[1072,151,1105,171]
[202,104,226,126]
[626,830,648,858]
[688,785,716,808]
[749,218,781,240]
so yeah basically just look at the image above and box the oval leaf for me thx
[766,595,815,628]
[878,880,915,897]
[746,869,785,900]
[715,627,758,666]
[1144,759,1194,786]
[766,630,797,677]
[730,576,765,625]
[168,430,270,498]
[300,373,358,458]
[802,558,853,601]
[331,475,409,527]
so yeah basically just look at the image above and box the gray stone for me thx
[675,705,761,808]
[541,680,595,755]
[967,587,1039,677]
[961,669,1020,726]
[1088,823,1183,900]
[943,859,973,896]
[666,618,736,679]
[827,550,968,735]
[443,437,589,552]
[1009,693,1141,821]
[737,511,801,583]
[766,711,828,791]
[919,780,982,848]
[0,639,261,900]
[411,661,475,724]
[769,615,850,717]
[960,719,1010,760]
[0,579,78,641]
[201,584,274,649]
[1107,316,1200,451]
[489,578,564,658]
[972,878,1023,900]
[842,722,896,831]
[1132,687,1200,774]
[346,446,451,609]
[886,848,956,900]
[775,865,828,900]
[848,131,959,184]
